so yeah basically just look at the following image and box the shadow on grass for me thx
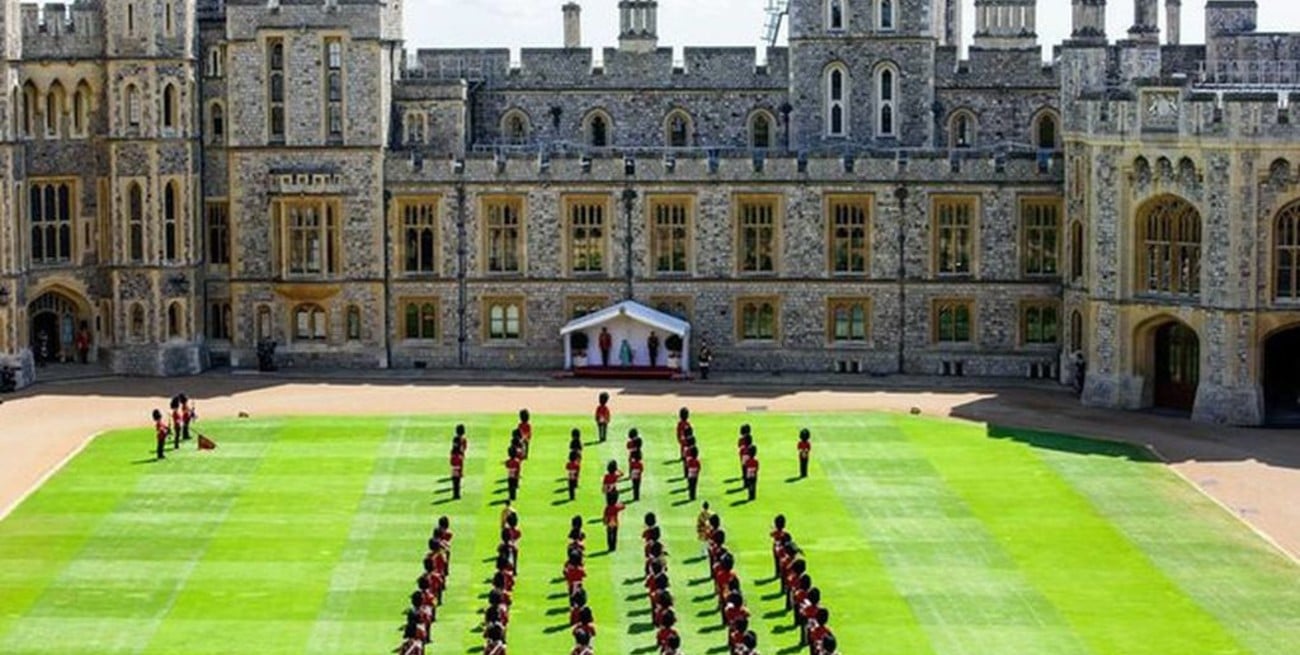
[628,621,655,635]
[623,576,643,585]
[545,607,568,616]
[627,607,650,618]
[761,591,784,601]
[705,642,728,651]
[432,497,458,506]
[984,425,1156,462]
[773,624,798,635]
[692,593,714,603]
[546,592,568,600]
[729,499,751,507]
[777,643,804,654]
[544,623,571,634]
[783,476,803,483]
[683,555,706,565]
[631,646,658,655]
[672,499,695,507]
[762,608,786,619]
[551,499,573,506]
[131,458,162,465]
[687,577,710,587]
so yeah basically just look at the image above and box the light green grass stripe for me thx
[1022,430,1300,655]
[817,413,1085,655]
[899,418,1247,655]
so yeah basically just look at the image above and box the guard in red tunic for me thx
[743,445,759,501]
[179,394,195,442]
[516,409,532,459]
[152,409,170,460]
[449,443,465,500]
[602,492,625,552]
[505,447,522,501]
[594,392,611,442]
[675,408,691,456]
[601,460,623,496]
[169,396,183,450]
[797,428,811,479]
[629,450,644,501]
[598,327,613,367]
[685,447,701,501]
[566,450,582,501]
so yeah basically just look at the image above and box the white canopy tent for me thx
[559,300,691,372]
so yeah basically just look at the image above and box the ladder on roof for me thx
[762,0,789,47]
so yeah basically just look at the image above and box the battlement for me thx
[18,2,103,59]
[409,46,788,91]
[224,0,397,40]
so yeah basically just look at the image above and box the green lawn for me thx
[1,411,1298,655]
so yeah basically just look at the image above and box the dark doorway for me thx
[1153,322,1199,412]
[1264,327,1300,424]
[31,312,60,364]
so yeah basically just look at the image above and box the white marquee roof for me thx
[559,300,691,337]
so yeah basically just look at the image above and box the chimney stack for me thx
[563,2,581,48]
[1166,0,1181,45]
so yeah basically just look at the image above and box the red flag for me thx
[197,434,217,450]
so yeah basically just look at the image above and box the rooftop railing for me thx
[1196,60,1300,90]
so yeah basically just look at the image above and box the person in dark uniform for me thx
[647,331,660,367]
[698,341,712,380]
[449,441,465,499]
[594,392,611,442]
[505,446,522,501]
[796,429,811,479]
[152,409,170,460]
[602,492,625,552]
[598,327,613,367]
[743,445,759,501]
[169,396,183,450]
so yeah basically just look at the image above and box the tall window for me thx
[586,111,610,147]
[403,300,438,340]
[401,197,439,274]
[1139,196,1201,296]
[324,38,343,139]
[294,304,327,340]
[486,299,523,340]
[1035,112,1059,150]
[825,64,847,137]
[828,194,871,274]
[346,306,362,340]
[29,181,73,264]
[130,303,146,341]
[738,299,778,341]
[877,65,897,137]
[879,0,895,30]
[934,197,976,275]
[665,111,691,148]
[1021,198,1061,277]
[45,82,64,136]
[21,82,36,136]
[167,302,183,340]
[1022,302,1059,345]
[210,102,225,143]
[209,302,232,340]
[566,196,607,274]
[126,84,142,128]
[484,196,523,274]
[1275,202,1300,300]
[1070,311,1084,353]
[933,300,973,343]
[162,83,178,130]
[163,181,179,262]
[405,111,426,145]
[737,196,778,274]
[278,199,341,276]
[206,47,225,78]
[207,201,230,265]
[267,39,285,140]
[949,110,975,148]
[828,0,844,30]
[750,111,774,149]
[164,2,174,35]
[128,183,144,262]
[1070,220,1084,281]
[502,111,529,144]
[829,298,870,343]
[650,196,691,274]
[72,83,90,137]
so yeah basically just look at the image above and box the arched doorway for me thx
[1263,326,1300,424]
[28,291,84,365]
[1152,321,1199,412]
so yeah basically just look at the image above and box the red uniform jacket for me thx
[450,451,464,477]
[629,459,644,480]
[744,458,759,480]
[567,460,581,481]
[506,457,522,479]
[603,503,625,527]
[798,440,811,460]
[595,405,611,425]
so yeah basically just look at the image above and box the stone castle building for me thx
[0,0,1297,425]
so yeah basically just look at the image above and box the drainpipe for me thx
[382,189,393,368]
[456,183,468,366]
[621,186,637,300]
[894,185,909,375]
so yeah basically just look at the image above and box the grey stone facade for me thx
[1,0,1298,424]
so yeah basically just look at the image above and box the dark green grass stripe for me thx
[1018,429,1300,655]
[817,413,1085,655]
[900,418,1247,655]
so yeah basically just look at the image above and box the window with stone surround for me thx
[163,181,179,262]
[125,83,142,128]
[1277,202,1300,300]
[130,303,146,342]
[1034,110,1060,150]
[346,305,362,340]
[665,110,692,148]
[207,201,229,265]
[825,64,847,137]
[402,299,438,340]
[584,110,611,147]
[828,0,845,30]
[485,298,524,341]
[324,37,344,140]
[828,298,870,344]
[650,296,693,323]
[293,303,327,341]
[737,298,779,342]
[162,83,178,131]
[209,101,225,144]
[276,198,341,277]
[209,302,232,340]
[502,110,530,145]
[749,110,775,149]
[948,109,976,148]
[21,81,36,137]
[267,38,285,141]
[827,194,871,275]
[128,182,144,263]
[1069,220,1084,281]
[1021,301,1059,345]
[28,180,74,265]
[932,299,973,344]
[72,82,90,138]
[566,195,608,274]
[878,0,895,30]
[404,111,426,145]
[45,82,63,137]
[256,305,272,341]
[566,296,609,320]
[483,196,524,274]
[933,196,976,276]
[876,64,898,137]
[399,196,439,275]
[167,301,185,340]
[1139,195,1200,296]
[1070,310,1083,353]
[650,195,692,275]
[1021,198,1061,277]
[736,195,779,274]
[206,46,224,78]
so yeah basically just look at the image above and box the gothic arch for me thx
[500,108,531,145]
[45,80,66,136]
[72,80,92,136]
[1031,107,1061,150]
[1273,199,1300,301]
[873,61,899,137]
[582,108,613,147]
[747,108,777,149]
[208,100,225,144]
[823,62,849,137]
[947,108,978,148]
[663,108,693,148]
[1132,314,1201,412]
[1136,194,1202,297]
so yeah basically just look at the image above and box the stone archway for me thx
[28,289,90,365]
[1150,321,1200,412]
[1263,325,1300,424]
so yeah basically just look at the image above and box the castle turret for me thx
[563,2,581,49]
[1166,0,1181,45]
[618,0,656,53]
[1127,0,1159,44]
[1205,0,1256,36]
[972,0,1037,50]
[1070,0,1107,43]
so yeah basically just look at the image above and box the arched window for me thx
[1070,310,1084,354]
[125,84,142,128]
[210,102,225,143]
[825,64,847,137]
[584,110,611,147]
[500,110,529,145]
[405,111,426,145]
[879,0,895,30]
[163,181,179,261]
[1275,202,1300,300]
[29,182,73,264]
[828,0,844,30]
[294,304,327,340]
[876,64,898,137]
[1070,220,1085,281]
[948,110,976,148]
[45,82,65,136]
[21,81,37,136]
[1139,196,1201,296]
[346,305,362,340]
[162,83,178,129]
[665,110,692,148]
[130,303,146,341]
[749,111,775,149]
[72,82,91,137]
[128,182,144,262]
[167,302,184,340]
[1034,110,1060,150]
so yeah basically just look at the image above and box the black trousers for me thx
[182,423,191,441]
[799,457,808,478]
[700,364,709,380]
[156,438,165,460]
[597,424,607,442]
[649,346,659,365]
[606,526,618,551]
[746,476,757,500]
[601,348,611,366]
[452,475,461,499]
[687,476,698,500]
[173,426,181,450]
[568,478,577,500]
[632,477,641,501]
[507,477,518,500]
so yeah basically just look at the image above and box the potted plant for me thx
[571,331,590,367]
[664,333,683,369]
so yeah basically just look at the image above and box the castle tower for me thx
[972,0,1038,50]
[1166,0,1181,45]
[0,0,22,369]
[618,0,657,53]
[942,0,963,50]
[1070,0,1107,43]
[1128,0,1159,43]
[563,2,581,49]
